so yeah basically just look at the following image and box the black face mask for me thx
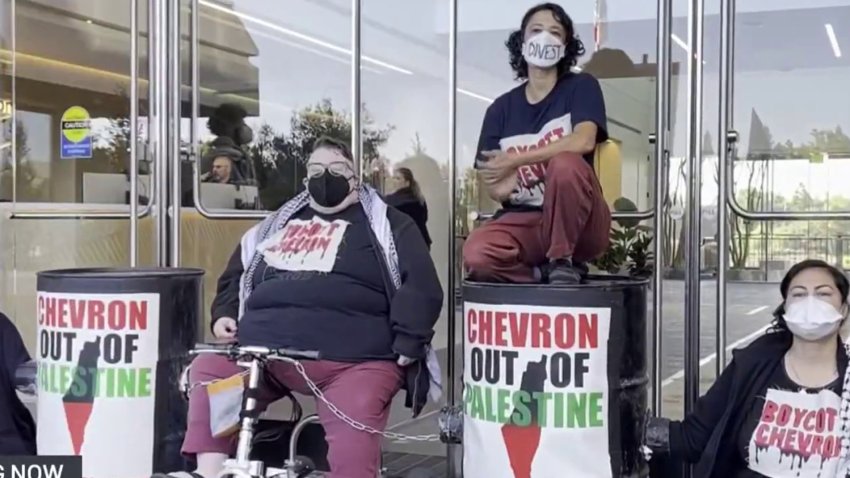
[308,172,351,208]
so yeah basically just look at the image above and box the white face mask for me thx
[783,296,845,341]
[522,31,565,68]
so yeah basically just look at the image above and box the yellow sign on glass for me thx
[60,106,92,159]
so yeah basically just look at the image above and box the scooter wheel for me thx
[292,455,317,478]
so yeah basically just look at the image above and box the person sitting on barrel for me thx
[462,2,611,285]
[644,259,850,477]
[156,136,443,478]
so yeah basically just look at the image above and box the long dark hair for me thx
[396,167,424,204]
[506,3,585,80]
[770,259,850,336]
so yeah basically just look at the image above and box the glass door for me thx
[1,0,158,350]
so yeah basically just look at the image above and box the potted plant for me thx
[591,197,655,278]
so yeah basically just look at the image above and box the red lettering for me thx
[38,296,45,325]
[508,313,528,347]
[792,408,806,428]
[579,313,598,349]
[767,426,785,447]
[326,223,340,236]
[45,298,57,326]
[89,300,105,329]
[130,301,147,330]
[761,400,778,423]
[798,432,813,457]
[825,407,837,431]
[493,312,508,346]
[57,298,69,328]
[69,300,85,329]
[531,313,551,348]
[753,424,771,447]
[467,310,477,344]
[506,146,518,154]
[554,313,575,349]
[107,301,126,330]
[824,436,839,458]
[529,163,546,180]
[811,435,824,455]
[551,127,566,139]
[479,311,492,345]
[518,166,535,188]
[803,409,816,432]
[776,404,792,427]
[315,237,331,254]
[781,429,796,452]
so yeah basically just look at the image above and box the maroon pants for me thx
[463,152,611,283]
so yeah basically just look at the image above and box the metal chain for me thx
[292,361,441,442]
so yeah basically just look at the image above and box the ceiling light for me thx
[199,0,497,104]
[825,23,842,58]
[200,0,413,75]
[457,88,493,103]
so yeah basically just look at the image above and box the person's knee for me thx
[188,354,238,383]
[546,153,592,186]
[463,233,498,277]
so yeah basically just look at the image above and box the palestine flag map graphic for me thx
[501,355,547,478]
[63,337,101,455]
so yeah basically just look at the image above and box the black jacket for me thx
[0,313,36,455]
[646,331,848,478]
[210,205,444,417]
[386,188,431,249]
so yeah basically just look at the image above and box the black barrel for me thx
[35,267,203,478]
[461,276,648,478]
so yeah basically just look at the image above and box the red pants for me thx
[463,153,611,283]
[182,355,402,478]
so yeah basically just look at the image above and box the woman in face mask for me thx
[644,259,850,478]
[156,136,444,478]
[463,2,611,286]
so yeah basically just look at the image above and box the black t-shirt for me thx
[475,72,608,210]
[237,204,393,361]
[735,362,841,477]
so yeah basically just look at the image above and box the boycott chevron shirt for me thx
[475,72,608,210]
[736,365,841,477]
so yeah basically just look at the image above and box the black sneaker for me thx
[547,259,582,285]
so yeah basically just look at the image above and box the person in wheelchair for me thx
[644,259,850,477]
[161,136,444,478]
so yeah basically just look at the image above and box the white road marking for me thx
[660,322,771,388]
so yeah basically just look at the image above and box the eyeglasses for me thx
[306,161,352,178]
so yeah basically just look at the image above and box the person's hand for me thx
[479,150,519,184]
[397,355,416,367]
[641,445,653,462]
[213,317,238,340]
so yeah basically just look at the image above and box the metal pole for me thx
[715,0,732,373]
[447,0,459,475]
[154,0,168,267]
[684,0,705,419]
[651,0,671,415]
[351,0,362,178]
[129,0,139,267]
[169,0,181,267]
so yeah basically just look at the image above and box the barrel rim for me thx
[463,274,650,290]
[37,267,206,279]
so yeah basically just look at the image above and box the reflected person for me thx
[462,2,611,285]
[386,167,432,250]
[645,259,850,477]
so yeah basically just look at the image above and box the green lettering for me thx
[484,387,497,422]
[589,392,604,427]
[510,391,532,426]
[497,388,511,423]
[59,364,72,393]
[118,368,135,397]
[69,367,88,398]
[554,391,564,427]
[471,385,486,420]
[567,393,587,428]
[533,392,551,427]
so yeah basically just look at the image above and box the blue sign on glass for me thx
[60,106,93,159]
